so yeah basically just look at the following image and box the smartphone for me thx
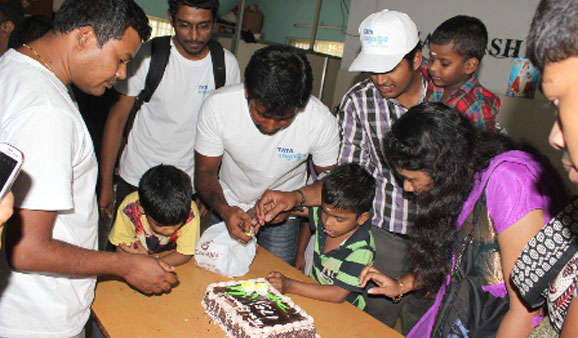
[0,143,23,200]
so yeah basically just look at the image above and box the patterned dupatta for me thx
[512,198,578,332]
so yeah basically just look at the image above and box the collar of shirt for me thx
[427,73,479,104]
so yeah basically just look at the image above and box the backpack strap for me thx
[123,37,225,138]
[208,39,226,89]
[123,36,172,137]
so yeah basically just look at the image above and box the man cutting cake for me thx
[194,45,340,265]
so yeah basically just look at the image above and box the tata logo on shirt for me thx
[276,147,308,162]
[198,84,213,94]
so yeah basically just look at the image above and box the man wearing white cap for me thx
[337,9,431,333]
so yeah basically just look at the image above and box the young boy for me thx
[266,163,376,309]
[108,164,200,267]
[427,15,501,132]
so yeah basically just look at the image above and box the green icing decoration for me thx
[265,293,290,312]
[219,284,290,313]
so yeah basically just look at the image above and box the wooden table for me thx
[92,246,404,338]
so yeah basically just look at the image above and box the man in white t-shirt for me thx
[195,45,340,265]
[99,0,240,221]
[0,1,177,337]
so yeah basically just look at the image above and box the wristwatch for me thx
[292,189,306,211]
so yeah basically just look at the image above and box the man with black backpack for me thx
[99,0,240,221]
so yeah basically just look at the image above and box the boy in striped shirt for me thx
[266,163,376,309]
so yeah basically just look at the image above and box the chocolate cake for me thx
[201,278,318,338]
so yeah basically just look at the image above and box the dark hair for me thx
[168,0,219,19]
[0,0,24,26]
[430,15,488,61]
[322,163,376,215]
[245,45,313,117]
[402,41,422,68]
[9,15,52,48]
[138,164,192,226]
[53,0,151,47]
[526,0,578,72]
[383,102,515,294]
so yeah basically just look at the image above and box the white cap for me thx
[349,9,419,73]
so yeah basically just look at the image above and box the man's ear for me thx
[412,49,423,71]
[74,26,97,51]
[357,211,371,226]
[168,10,175,27]
[464,57,479,75]
[0,21,15,37]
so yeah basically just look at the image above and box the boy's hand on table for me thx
[359,265,399,298]
[120,252,178,295]
[266,271,292,294]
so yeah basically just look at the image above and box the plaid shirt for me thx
[337,76,426,234]
[426,73,501,132]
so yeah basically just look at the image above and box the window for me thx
[286,38,344,57]
[147,15,173,38]
[147,15,344,58]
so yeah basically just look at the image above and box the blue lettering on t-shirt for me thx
[276,147,307,162]
[198,84,213,94]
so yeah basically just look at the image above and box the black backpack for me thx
[123,36,226,137]
[431,191,509,337]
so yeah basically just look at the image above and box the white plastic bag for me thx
[194,222,257,277]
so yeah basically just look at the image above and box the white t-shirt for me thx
[0,50,98,337]
[195,84,340,211]
[115,37,241,188]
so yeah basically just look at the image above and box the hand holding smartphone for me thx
[0,143,24,200]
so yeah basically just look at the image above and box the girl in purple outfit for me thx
[359,102,566,337]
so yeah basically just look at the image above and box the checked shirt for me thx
[337,77,426,234]
[427,73,501,132]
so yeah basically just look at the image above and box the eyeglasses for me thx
[173,17,213,33]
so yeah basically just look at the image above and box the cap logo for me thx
[349,10,417,73]
[363,34,389,46]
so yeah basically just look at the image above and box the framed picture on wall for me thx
[506,57,540,99]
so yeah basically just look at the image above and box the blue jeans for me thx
[210,213,300,266]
